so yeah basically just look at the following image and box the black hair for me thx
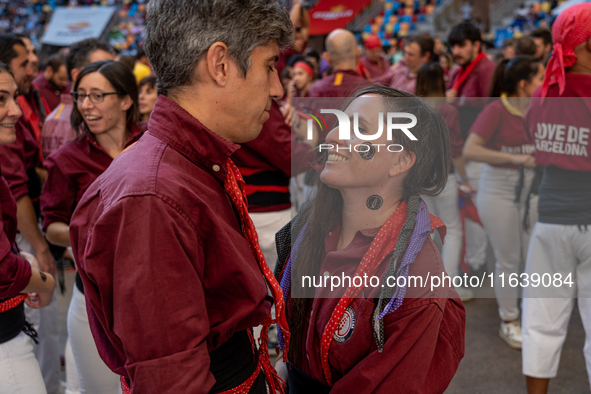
[407,33,436,61]
[305,49,320,63]
[448,22,482,47]
[138,75,157,91]
[489,55,541,97]
[287,54,306,68]
[65,38,114,82]
[136,48,146,61]
[416,62,446,97]
[45,53,65,73]
[530,29,552,47]
[514,36,536,56]
[0,34,25,67]
[71,60,139,135]
[118,55,135,72]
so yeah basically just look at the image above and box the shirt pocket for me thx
[327,297,376,376]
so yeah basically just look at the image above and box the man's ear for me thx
[205,42,231,87]
[388,150,416,178]
[71,68,80,85]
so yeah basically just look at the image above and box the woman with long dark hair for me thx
[0,62,55,394]
[274,86,465,393]
[41,60,142,393]
[463,55,544,350]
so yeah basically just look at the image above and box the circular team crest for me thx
[333,306,356,343]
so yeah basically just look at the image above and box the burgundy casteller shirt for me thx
[70,96,272,393]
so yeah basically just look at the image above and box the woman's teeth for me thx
[86,116,101,121]
[0,123,15,128]
[328,154,348,162]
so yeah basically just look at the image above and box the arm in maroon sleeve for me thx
[0,131,29,201]
[0,191,32,299]
[243,102,313,177]
[41,155,76,231]
[330,299,465,394]
[72,194,215,393]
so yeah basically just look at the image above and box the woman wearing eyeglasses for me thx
[40,60,142,394]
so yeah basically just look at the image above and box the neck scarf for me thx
[224,159,289,393]
[541,3,591,98]
[452,51,487,91]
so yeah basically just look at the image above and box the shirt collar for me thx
[147,95,240,182]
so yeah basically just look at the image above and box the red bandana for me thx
[452,51,487,91]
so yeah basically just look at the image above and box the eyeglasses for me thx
[71,91,119,104]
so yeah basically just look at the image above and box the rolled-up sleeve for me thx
[72,193,215,393]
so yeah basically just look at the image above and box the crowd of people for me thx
[0,0,590,394]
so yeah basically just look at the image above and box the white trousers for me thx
[249,208,293,273]
[67,286,121,394]
[423,175,463,277]
[64,338,80,394]
[522,222,591,384]
[464,161,488,270]
[16,233,61,394]
[476,164,537,321]
[0,331,47,394]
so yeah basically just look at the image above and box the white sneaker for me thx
[455,286,474,302]
[499,320,522,350]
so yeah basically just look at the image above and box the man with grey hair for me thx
[70,1,293,393]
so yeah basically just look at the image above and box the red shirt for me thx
[41,126,143,230]
[524,74,591,171]
[33,75,68,112]
[289,223,465,392]
[0,117,42,201]
[0,169,31,299]
[231,101,313,213]
[40,94,76,159]
[469,99,534,169]
[360,55,390,80]
[70,96,272,393]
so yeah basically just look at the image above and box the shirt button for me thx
[212,164,220,172]
[323,271,330,277]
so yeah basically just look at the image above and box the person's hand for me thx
[36,248,56,276]
[25,288,54,309]
[280,103,292,125]
[511,154,536,168]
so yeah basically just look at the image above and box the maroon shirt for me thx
[0,117,42,201]
[287,222,465,392]
[232,101,313,213]
[41,126,143,230]
[0,169,31,299]
[524,74,591,171]
[308,69,369,98]
[33,75,68,112]
[40,94,76,159]
[438,102,464,159]
[446,56,496,107]
[360,55,390,80]
[70,96,272,393]
[470,99,534,169]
